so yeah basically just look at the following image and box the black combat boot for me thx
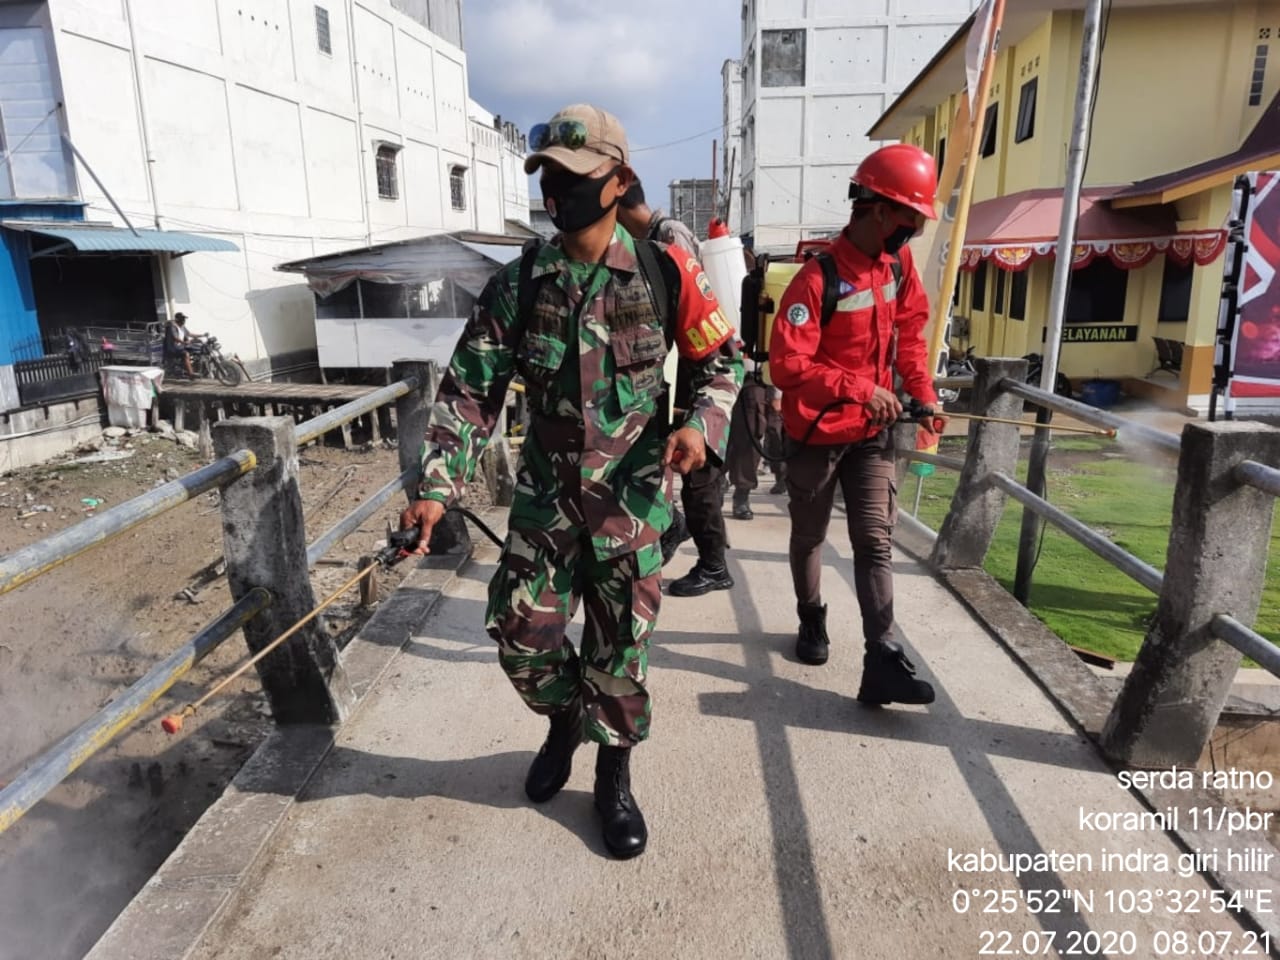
[769,479,787,495]
[732,489,753,520]
[594,745,647,859]
[795,602,829,665]
[525,709,582,803]
[668,560,734,597]
[856,641,936,706]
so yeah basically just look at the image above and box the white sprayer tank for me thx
[699,233,748,325]
[663,222,748,422]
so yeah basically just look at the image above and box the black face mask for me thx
[883,224,917,255]
[542,166,620,234]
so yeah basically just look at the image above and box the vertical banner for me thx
[1230,170,1280,399]
[926,0,1005,391]
[966,0,998,114]
[916,95,973,380]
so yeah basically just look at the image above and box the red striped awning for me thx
[960,188,1226,272]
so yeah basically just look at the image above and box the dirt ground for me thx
[0,428,432,960]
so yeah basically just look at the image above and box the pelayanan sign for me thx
[1061,324,1139,344]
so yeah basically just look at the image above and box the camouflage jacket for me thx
[418,225,742,573]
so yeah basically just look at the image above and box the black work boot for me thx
[795,602,829,665]
[769,479,787,495]
[856,641,936,706]
[668,560,734,597]
[525,709,582,803]
[732,489,753,520]
[594,745,647,859]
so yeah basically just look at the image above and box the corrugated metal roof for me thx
[2,222,239,254]
[457,240,523,264]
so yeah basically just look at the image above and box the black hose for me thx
[744,393,931,464]
[448,505,506,547]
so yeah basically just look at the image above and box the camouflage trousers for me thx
[485,528,662,747]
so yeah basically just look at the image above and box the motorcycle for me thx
[168,335,243,386]
[1022,353,1073,401]
[938,346,977,406]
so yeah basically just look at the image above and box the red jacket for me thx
[768,230,937,445]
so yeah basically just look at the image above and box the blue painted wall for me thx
[0,201,86,362]
[0,228,38,365]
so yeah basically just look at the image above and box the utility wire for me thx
[631,123,722,153]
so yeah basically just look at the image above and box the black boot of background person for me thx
[732,488,753,520]
[525,709,582,803]
[668,560,734,597]
[795,602,829,665]
[594,745,647,859]
[769,479,787,495]
[856,640,936,706]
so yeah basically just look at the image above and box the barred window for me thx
[376,144,400,200]
[450,166,467,211]
[315,5,331,55]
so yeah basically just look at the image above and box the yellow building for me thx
[870,0,1280,411]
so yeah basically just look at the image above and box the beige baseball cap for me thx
[524,104,629,176]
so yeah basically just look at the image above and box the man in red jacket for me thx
[768,143,947,706]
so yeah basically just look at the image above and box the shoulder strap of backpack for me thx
[515,237,543,328]
[633,237,678,349]
[816,252,840,328]
[816,251,904,328]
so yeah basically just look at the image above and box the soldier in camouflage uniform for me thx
[400,104,742,859]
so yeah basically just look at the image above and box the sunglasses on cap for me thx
[529,119,624,161]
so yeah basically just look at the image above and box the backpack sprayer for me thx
[736,250,1114,454]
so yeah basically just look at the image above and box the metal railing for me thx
[1236,459,1280,498]
[1000,379,1182,457]
[307,467,417,568]
[988,471,1166,594]
[0,370,432,833]
[899,357,1280,769]
[0,451,257,597]
[294,378,416,446]
[0,589,271,832]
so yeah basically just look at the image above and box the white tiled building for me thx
[721,58,745,235]
[0,0,527,394]
[736,0,979,253]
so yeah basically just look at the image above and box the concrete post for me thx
[391,359,471,554]
[931,358,1028,570]
[214,417,353,724]
[1101,421,1280,768]
[891,419,917,486]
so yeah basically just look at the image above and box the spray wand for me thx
[902,399,1115,438]
[160,524,422,735]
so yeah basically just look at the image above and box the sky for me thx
[463,0,742,211]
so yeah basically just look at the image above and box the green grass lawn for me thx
[906,436,1280,662]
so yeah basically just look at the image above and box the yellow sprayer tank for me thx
[758,262,803,386]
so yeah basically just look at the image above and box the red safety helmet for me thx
[850,144,939,220]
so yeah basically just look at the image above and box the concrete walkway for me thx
[131,498,1262,959]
